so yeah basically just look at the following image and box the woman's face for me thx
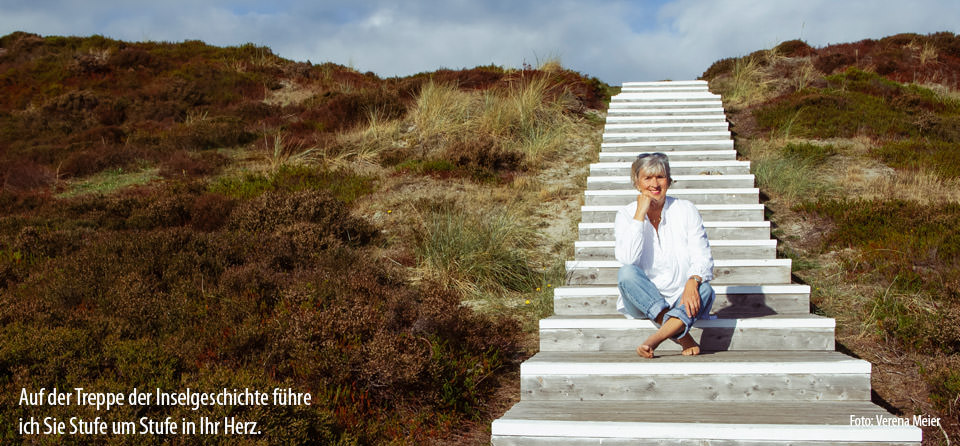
[636,171,670,203]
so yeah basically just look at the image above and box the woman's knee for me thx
[698,281,716,308]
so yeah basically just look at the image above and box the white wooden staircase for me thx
[490,80,923,445]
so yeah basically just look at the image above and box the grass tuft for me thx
[415,202,539,298]
[57,166,159,198]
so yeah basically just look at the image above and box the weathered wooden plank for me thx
[587,173,750,188]
[539,314,834,352]
[584,188,760,206]
[578,221,770,241]
[596,151,738,163]
[604,122,729,133]
[574,239,776,261]
[521,373,869,402]
[552,283,809,316]
[580,204,765,223]
[604,132,730,142]
[592,161,749,176]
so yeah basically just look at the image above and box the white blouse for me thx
[614,196,714,309]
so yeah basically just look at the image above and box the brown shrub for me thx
[163,116,255,151]
[68,125,127,146]
[2,159,55,191]
[303,89,406,132]
[228,189,376,243]
[126,192,192,229]
[189,193,236,232]
[814,52,857,75]
[702,57,736,80]
[108,46,159,70]
[445,135,525,175]
[776,40,816,57]
[60,146,140,177]
[159,150,228,178]
[93,100,128,126]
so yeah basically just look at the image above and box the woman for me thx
[614,152,715,358]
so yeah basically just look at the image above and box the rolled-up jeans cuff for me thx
[664,308,694,340]
[645,301,669,322]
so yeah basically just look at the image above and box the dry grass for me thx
[729,56,770,104]
[412,81,474,144]
[859,169,960,204]
[793,58,818,91]
[262,132,318,173]
[326,109,404,172]
[919,41,939,66]
[477,76,575,161]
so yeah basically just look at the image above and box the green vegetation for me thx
[0,31,611,445]
[704,31,960,438]
[58,166,160,198]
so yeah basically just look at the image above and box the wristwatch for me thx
[690,275,703,285]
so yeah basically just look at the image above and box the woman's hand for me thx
[633,192,653,222]
[681,278,702,318]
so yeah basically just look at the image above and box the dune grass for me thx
[414,202,539,299]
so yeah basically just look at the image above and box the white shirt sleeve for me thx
[614,203,646,265]
[683,201,714,281]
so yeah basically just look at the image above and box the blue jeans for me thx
[617,264,715,340]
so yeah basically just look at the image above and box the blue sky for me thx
[1,0,958,84]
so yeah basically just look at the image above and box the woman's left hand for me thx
[682,279,701,318]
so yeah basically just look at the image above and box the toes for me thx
[681,346,701,356]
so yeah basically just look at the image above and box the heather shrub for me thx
[162,115,255,150]
[189,193,236,232]
[775,39,816,57]
[228,189,376,244]
[1,160,55,191]
[60,146,142,177]
[159,149,228,178]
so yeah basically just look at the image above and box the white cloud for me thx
[0,0,958,84]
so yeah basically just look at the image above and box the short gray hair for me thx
[630,152,672,188]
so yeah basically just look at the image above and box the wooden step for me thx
[587,173,751,188]
[609,100,723,109]
[603,131,730,142]
[612,92,721,102]
[596,150,737,162]
[574,239,777,261]
[601,139,734,151]
[608,106,725,116]
[520,351,871,402]
[606,114,726,124]
[621,86,709,93]
[580,204,765,222]
[539,314,835,352]
[604,122,729,133]
[492,401,921,445]
[591,160,748,176]
[553,284,811,316]
[583,188,759,206]
[622,80,708,87]
[578,221,770,241]
[567,259,791,285]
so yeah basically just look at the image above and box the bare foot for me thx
[678,334,701,356]
[636,344,655,358]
